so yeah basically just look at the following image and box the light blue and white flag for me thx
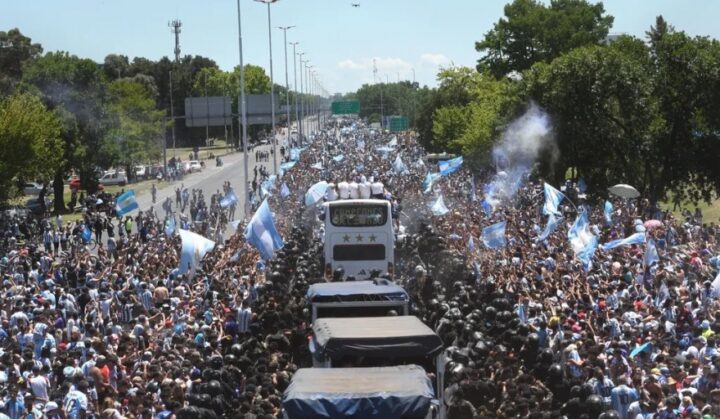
[82,225,92,243]
[220,189,238,208]
[568,211,598,270]
[481,199,493,216]
[165,216,176,237]
[482,221,507,249]
[603,201,613,225]
[280,161,297,172]
[422,172,441,194]
[356,139,365,150]
[311,162,323,170]
[600,232,646,252]
[430,195,449,216]
[289,148,301,161]
[543,183,565,216]
[645,238,659,267]
[333,154,344,162]
[467,236,476,253]
[115,190,139,217]
[393,155,409,175]
[280,183,290,199]
[438,156,463,176]
[577,178,587,193]
[178,229,216,277]
[536,214,561,242]
[244,199,284,260]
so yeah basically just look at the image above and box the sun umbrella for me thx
[608,184,640,199]
[304,181,328,206]
[644,219,663,230]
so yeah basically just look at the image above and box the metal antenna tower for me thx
[169,19,182,62]
[373,58,378,83]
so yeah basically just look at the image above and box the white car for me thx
[135,165,147,179]
[188,161,202,172]
[22,182,44,195]
[99,172,128,186]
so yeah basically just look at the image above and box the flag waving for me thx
[600,232,646,252]
[568,211,598,270]
[438,156,463,176]
[115,190,139,217]
[430,195,449,216]
[220,189,238,208]
[542,183,565,216]
[244,199,284,260]
[482,221,507,249]
[178,229,216,277]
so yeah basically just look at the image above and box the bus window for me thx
[333,244,385,261]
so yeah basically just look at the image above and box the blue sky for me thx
[4,0,720,94]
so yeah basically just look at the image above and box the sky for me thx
[4,0,720,94]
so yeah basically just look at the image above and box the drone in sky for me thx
[351,3,360,7]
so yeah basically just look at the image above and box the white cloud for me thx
[336,57,412,73]
[337,59,366,70]
[420,53,451,66]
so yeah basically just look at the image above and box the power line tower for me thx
[373,58,378,84]
[168,19,182,62]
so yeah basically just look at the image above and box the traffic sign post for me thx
[388,116,409,132]
[331,100,360,115]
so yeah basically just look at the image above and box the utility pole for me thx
[169,71,176,161]
[236,0,250,218]
[278,26,294,150]
[205,71,209,146]
[255,0,279,175]
[298,55,306,144]
[290,42,299,146]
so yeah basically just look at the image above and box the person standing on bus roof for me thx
[371,181,384,199]
[359,179,371,199]
[338,181,350,199]
[326,183,338,201]
[349,180,360,199]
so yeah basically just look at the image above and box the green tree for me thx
[103,78,165,172]
[22,51,109,208]
[0,93,63,201]
[430,68,519,158]
[476,0,614,77]
[0,28,43,96]
[103,54,130,81]
[525,44,659,191]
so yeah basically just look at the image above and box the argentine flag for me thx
[600,232,646,252]
[244,199,284,260]
[115,190,139,217]
[220,189,238,208]
[178,229,216,277]
[542,183,565,216]
[438,156,463,176]
[430,195,449,216]
[568,211,598,270]
[482,221,507,249]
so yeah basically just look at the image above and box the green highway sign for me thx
[388,116,409,132]
[331,100,360,115]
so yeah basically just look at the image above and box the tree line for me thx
[0,28,307,211]
[353,0,720,203]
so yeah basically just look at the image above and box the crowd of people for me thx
[0,117,718,419]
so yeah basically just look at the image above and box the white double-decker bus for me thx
[322,199,394,280]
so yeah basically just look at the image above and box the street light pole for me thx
[255,0,279,175]
[306,64,314,137]
[278,25,294,151]
[290,42,299,146]
[236,0,250,218]
[298,54,306,145]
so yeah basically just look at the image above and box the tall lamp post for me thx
[290,42,299,146]
[236,0,250,217]
[277,25,294,150]
[298,53,306,145]
[306,64,314,137]
[254,0,279,174]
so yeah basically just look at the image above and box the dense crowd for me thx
[0,118,719,419]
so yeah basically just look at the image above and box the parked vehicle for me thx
[25,197,51,216]
[134,165,147,179]
[188,160,202,172]
[99,172,128,186]
[22,182,44,195]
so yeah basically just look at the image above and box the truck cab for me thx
[306,279,409,323]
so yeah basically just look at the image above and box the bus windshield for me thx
[330,204,387,227]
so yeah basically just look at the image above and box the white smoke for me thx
[484,103,555,210]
